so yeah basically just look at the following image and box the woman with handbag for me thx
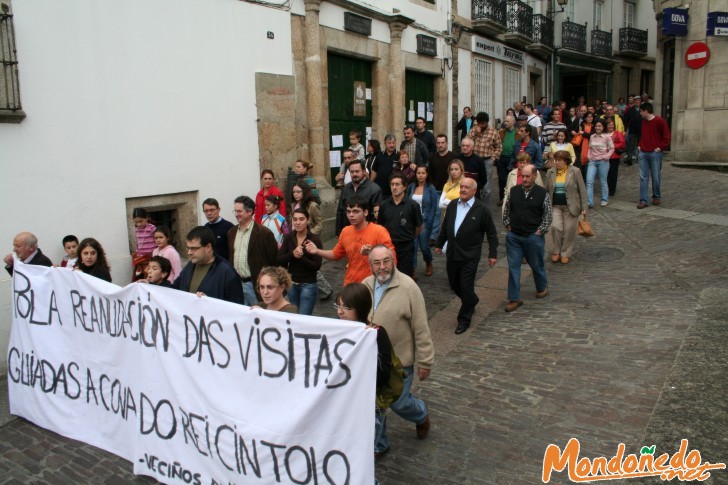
[606,119,626,196]
[546,150,588,264]
[586,119,615,208]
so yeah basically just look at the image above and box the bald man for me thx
[4,232,53,275]
[435,176,498,334]
[503,165,552,312]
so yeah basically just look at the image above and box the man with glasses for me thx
[435,176,498,335]
[203,197,235,260]
[306,197,394,285]
[362,244,434,457]
[227,195,278,305]
[172,226,244,304]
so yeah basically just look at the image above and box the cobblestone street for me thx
[2,163,727,484]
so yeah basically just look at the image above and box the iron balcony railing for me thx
[619,26,648,54]
[505,0,533,37]
[561,20,586,51]
[472,0,506,27]
[591,28,612,57]
[532,14,554,47]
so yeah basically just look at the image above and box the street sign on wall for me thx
[707,11,728,36]
[685,42,710,69]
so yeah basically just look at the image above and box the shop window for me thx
[474,59,493,117]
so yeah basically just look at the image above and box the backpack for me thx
[374,327,407,410]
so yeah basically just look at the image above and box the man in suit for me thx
[4,232,53,275]
[435,176,498,334]
[227,195,279,305]
[456,106,476,146]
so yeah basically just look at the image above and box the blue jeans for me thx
[413,223,433,268]
[242,281,257,306]
[375,366,428,453]
[586,160,610,206]
[506,231,548,302]
[287,282,318,315]
[638,150,663,203]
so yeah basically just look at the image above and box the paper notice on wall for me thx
[332,135,344,148]
[417,102,425,119]
[408,110,415,122]
[366,127,372,142]
[366,88,372,100]
[426,102,434,122]
[329,150,342,168]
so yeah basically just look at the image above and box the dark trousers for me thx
[497,155,511,201]
[607,159,620,196]
[394,240,415,277]
[446,259,479,326]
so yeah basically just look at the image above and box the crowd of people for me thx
[4,93,671,470]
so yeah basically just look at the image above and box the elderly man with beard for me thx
[363,244,434,458]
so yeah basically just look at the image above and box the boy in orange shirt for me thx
[305,197,395,285]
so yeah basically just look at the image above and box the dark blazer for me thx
[173,256,244,304]
[456,115,476,142]
[5,248,53,275]
[227,222,279,286]
[436,197,498,261]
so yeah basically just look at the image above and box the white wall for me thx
[0,0,293,371]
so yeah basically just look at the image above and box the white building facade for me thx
[0,0,453,372]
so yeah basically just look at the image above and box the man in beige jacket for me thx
[363,245,434,458]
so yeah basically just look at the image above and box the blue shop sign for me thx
[663,8,688,36]
[707,11,728,36]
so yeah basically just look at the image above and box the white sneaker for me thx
[601,201,608,207]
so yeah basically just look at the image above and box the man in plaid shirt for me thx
[466,112,502,202]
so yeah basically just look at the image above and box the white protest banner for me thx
[8,265,376,484]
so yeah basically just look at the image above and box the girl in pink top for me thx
[586,120,614,208]
[151,226,182,282]
[133,208,157,256]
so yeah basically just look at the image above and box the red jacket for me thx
[254,186,287,224]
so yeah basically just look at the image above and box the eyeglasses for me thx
[186,245,202,252]
[333,303,352,312]
[370,258,392,267]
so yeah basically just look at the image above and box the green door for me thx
[328,53,372,182]
[405,70,435,132]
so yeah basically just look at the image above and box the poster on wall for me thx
[353,81,366,117]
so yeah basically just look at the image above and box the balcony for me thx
[472,0,506,37]
[503,0,533,49]
[591,28,612,58]
[619,27,648,57]
[527,14,554,58]
[560,20,586,52]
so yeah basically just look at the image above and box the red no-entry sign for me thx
[685,42,710,69]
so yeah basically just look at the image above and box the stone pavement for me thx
[1,162,727,484]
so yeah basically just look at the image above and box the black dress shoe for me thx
[455,323,469,334]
